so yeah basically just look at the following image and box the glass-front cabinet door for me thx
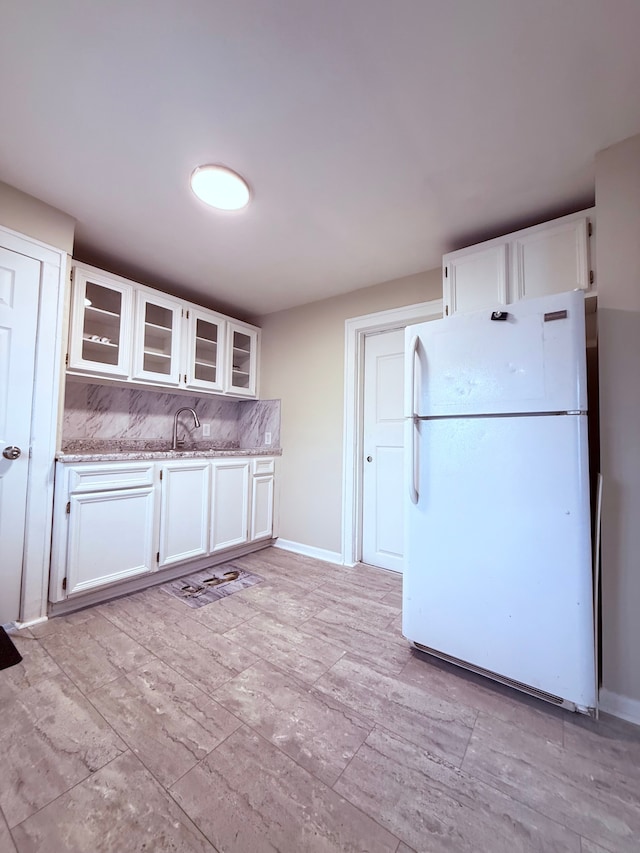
[185,307,226,392]
[68,266,133,377]
[226,321,258,397]
[132,290,182,385]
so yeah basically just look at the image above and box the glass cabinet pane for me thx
[194,318,218,384]
[231,330,252,389]
[81,282,123,367]
[142,301,173,375]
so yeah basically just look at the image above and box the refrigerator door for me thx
[405,290,587,418]
[403,412,596,708]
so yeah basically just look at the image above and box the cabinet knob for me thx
[3,446,21,460]
[366,455,373,463]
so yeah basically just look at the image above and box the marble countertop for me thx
[56,441,281,463]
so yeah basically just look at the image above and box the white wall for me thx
[254,269,442,555]
[595,133,640,720]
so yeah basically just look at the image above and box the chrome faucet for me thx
[172,407,200,450]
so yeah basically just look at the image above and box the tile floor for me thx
[1,548,639,852]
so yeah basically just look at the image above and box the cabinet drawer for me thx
[252,457,274,475]
[67,462,155,493]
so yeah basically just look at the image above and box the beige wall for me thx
[595,133,640,709]
[254,269,442,554]
[0,180,75,253]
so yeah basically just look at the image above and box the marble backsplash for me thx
[62,381,280,451]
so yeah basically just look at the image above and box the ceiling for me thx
[2,1,640,316]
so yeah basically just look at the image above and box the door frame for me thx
[342,299,442,567]
[0,225,68,625]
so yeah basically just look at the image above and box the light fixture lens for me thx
[190,165,250,211]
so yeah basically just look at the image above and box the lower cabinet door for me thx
[159,462,210,566]
[250,474,274,540]
[210,460,250,552]
[66,486,156,595]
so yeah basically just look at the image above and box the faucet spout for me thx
[172,407,201,451]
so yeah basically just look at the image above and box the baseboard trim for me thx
[15,616,49,630]
[273,538,344,566]
[599,688,640,725]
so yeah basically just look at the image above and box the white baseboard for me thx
[599,687,640,725]
[14,616,48,630]
[273,538,344,566]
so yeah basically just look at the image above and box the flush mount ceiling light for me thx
[190,165,251,211]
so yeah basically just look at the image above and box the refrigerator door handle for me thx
[409,415,419,504]
[408,334,419,504]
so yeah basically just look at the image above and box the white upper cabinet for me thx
[68,266,133,377]
[443,209,594,317]
[445,244,508,316]
[68,262,260,398]
[185,307,226,393]
[132,289,183,386]
[511,216,590,301]
[226,321,258,397]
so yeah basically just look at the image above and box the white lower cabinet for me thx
[210,460,250,552]
[66,488,156,595]
[51,462,157,600]
[250,457,275,541]
[158,461,210,567]
[51,456,275,603]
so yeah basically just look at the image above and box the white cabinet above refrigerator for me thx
[442,208,595,317]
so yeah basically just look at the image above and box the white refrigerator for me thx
[403,289,596,712]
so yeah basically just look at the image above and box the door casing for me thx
[0,225,67,625]
[341,299,442,567]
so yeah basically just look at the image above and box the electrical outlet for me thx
[265,431,272,445]
[202,423,211,437]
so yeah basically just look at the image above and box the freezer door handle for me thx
[407,334,419,420]
[408,334,419,504]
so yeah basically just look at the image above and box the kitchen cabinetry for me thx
[442,209,594,317]
[445,244,508,316]
[68,266,133,377]
[158,461,210,566]
[227,321,258,397]
[50,454,276,604]
[53,462,156,597]
[250,458,274,541]
[68,262,260,398]
[133,290,183,385]
[210,459,250,552]
[185,307,226,393]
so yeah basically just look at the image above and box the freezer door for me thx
[403,413,596,708]
[405,290,587,417]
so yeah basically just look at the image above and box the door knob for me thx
[366,455,373,462]
[3,446,21,460]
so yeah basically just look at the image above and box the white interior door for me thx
[362,328,405,572]
[0,247,41,624]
